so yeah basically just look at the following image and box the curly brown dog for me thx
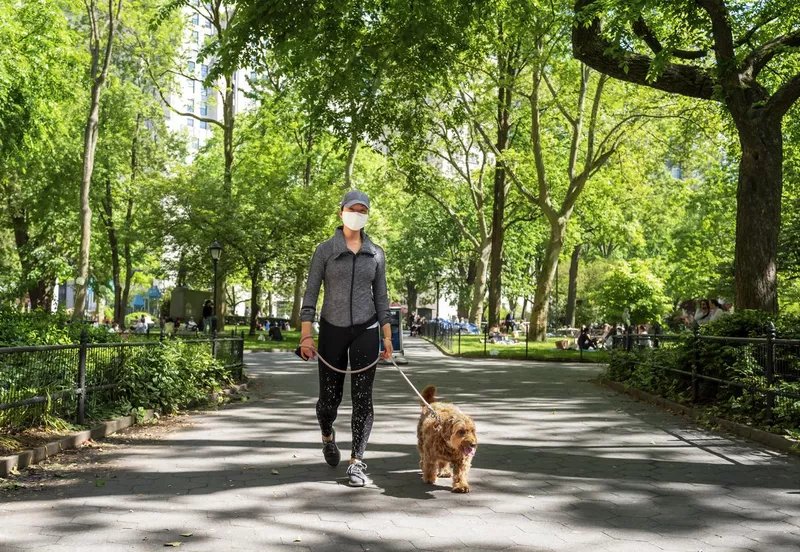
[417,385,478,493]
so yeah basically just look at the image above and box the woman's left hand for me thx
[381,336,393,359]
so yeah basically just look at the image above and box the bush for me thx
[119,341,232,414]
[0,308,119,347]
[606,311,800,431]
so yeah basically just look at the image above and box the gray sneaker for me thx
[322,428,340,467]
[346,460,369,487]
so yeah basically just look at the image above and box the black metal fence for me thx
[611,323,800,425]
[419,320,604,361]
[0,331,245,428]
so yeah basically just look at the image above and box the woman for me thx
[299,190,392,487]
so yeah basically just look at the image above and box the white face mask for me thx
[342,211,368,231]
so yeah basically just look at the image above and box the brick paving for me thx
[1,337,799,551]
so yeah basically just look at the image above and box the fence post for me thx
[160,328,165,343]
[691,322,699,403]
[765,321,776,423]
[653,323,660,349]
[77,328,87,425]
[458,326,461,355]
[484,322,488,357]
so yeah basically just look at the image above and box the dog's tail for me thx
[421,385,437,407]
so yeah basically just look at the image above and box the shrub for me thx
[607,311,800,431]
[119,341,232,414]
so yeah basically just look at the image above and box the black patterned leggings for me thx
[316,318,379,460]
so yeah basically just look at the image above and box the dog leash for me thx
[298,342,443,424]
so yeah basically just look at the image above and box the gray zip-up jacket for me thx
[301,227,391,328]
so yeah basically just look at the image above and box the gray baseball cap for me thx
[340,190,370,209]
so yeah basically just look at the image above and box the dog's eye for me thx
[458,429,465,435]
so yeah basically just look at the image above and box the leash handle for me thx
[297,343,442,423]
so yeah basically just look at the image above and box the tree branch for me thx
[765,73,800,119]
[572,0,716,100]
[631,16,708,59]
[420,189,480,250]
[694,0,736,63]
[542,73,576,126]
[741,29,800,80]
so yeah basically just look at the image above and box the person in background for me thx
[577,326,598,350]
[202,300,213,333]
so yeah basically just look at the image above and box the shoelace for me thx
[346,461,367,475]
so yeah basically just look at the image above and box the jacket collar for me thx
[333,226,377,257]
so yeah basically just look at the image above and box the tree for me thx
[573,0,800,312]
[74,0,124,320]
[0,0,84,311]
[149,0,248,327]
[591,260,670,325]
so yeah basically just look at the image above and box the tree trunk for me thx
[74,1,120,320]
[733,116,782,311]
[74,84,102,319]
[564,244,581,328]
[216,76,236,329]
[102,177,123,324]
[530,225,567,341]
[121,194,133,326]
[469,241,492,325]
[290,270,303,329]
[303,130,314,187]
[344,131,359,189]
[406,280,418,315]
[267,289,273,318]
[249,265,261,336]
[521,296,528,321]
[10,210,50,312]
[487,52,513,328]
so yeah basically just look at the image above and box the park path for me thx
[1,337,799,551]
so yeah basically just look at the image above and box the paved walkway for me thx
[2,338,799,551]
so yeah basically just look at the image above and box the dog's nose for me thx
[468,442,477,449]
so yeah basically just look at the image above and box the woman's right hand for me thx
[299,334,316,360]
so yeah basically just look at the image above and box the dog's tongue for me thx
[462,446,476,457]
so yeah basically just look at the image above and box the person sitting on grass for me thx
[268,324,283,341]
[577,326,598,350]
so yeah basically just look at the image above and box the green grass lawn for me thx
[224,325,301,352]
[226,324,607,363]
[433,333,609,363]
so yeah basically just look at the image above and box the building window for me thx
[249,71,257,81]
[200,121,208,129]
[185,100,194,113]
[201,86,212,98]
[200,103,208,116]
[186,118,194,127]
[192,13,199,25]
[192,138,200,150]
[201,64,209,78]
[188,61,195,73]
[192,30,199,43]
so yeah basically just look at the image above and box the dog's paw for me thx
[452,483,471,493]
[422,474,437,484]
[437,469,453,478]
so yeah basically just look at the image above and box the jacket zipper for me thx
[350,253,357,331]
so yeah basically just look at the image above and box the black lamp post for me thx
[208,241,223,336]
